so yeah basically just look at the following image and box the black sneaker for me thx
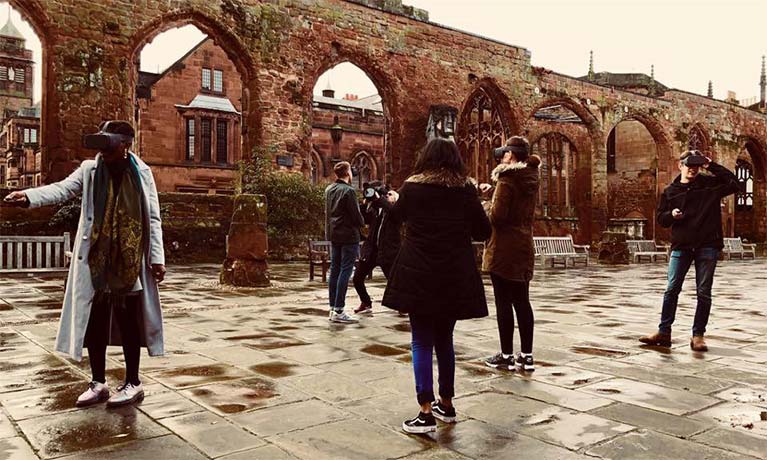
[431,401,456,423]
[402,412,436,434]
[515,353,535,372]
[484,352,515,370]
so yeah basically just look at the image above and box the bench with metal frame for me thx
[627,240,670,263]
[533,235,590,268]
[0,233,71,273]
[722,237,756,260]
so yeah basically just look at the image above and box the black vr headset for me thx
[493,144,527,162]
[82,120,134,152]
[680,150,708,167]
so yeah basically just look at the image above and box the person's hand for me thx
[2,191,29,207]
[479,183,493,199]
[702,156,712,169]
[672,208,683,220]
[151,264,166,283]
[386,190,399,204]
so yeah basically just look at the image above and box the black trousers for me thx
[353,253,378,306]
[490,273,534,354]
[84,294,142,386]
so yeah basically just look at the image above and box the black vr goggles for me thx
[493,144,527,162]
[681,150,708,167]
[82,120,134,152]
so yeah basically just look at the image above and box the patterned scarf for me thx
[88,155,145,304]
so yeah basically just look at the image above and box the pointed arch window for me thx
[532,133,577,218]
[736,159,754,210]
[351,152,375,190]
[458,86,509,181]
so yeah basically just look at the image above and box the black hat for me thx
[680,150,707,166]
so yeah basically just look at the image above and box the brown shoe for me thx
[690,335,708,352]
[639,332,672,347]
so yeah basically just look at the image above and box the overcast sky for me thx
[6,1,767,104]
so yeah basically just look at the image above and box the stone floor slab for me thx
[691,427,767,459]
[57,435,208,460]
[0,413,16,440]
[0,436,38,460]
[694,402,767,438]
[580,378,720,415]
[587,429,749,460]
[591,402,712,438]
[218,444,298,460]
[182,376,308,415]
[231,399,348,437]
[488,376,614,412]
[159,411,265,458]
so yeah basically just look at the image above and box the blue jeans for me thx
[328,243,359,312]
[659,248,718,336]
[409,314,457,405]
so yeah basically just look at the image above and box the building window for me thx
[736,159,754,210]
[186,118,195,160]
[200,118,212,162]
[30,128,36,144]
[457,86,510,182]
[534,133,577,218]
[201,68,211,90]
[213,70,223,93]
[607,129,616,173]
[23,128,30,144]
[14,68,24,83]
[0,66,6,80]
[216,119,228,163]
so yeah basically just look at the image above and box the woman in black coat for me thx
[382,138,491,434]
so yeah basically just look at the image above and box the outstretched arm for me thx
[24,166,85,208]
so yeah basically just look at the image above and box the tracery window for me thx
[351,152,374,190]
[532,133,577,218]
[458,87,509,181]
[736,158,754,210]
[688,126,708,153]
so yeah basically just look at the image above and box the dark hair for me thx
[333,161,351,178]
[412,138,466,176]
[506,136,529,162]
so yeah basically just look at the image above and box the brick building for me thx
[136,38,243,194]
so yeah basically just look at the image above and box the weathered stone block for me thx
[597,231,630,265]
[230,194,268,225]
[220,258,270,287]
[226,222,268,259]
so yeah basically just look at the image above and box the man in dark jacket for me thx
[325,161,365,323]
[640,150,739,352]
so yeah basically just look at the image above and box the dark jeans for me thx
[409,314,457,405]
[85,294,142,386]
[353,251,377,306]
[490,274,534,354]
[328,243,359,312]
[659,248,718,336]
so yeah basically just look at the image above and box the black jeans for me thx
[85,294,142,386]
[490,273,534,354]
[353,252,377,306]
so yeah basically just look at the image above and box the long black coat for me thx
[382,170,492,320]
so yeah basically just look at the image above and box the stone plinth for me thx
[220,194,270,287]
[597,231,630,265]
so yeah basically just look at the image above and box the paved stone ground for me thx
[1,260,766,459]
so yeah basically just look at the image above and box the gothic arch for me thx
[733,137,767,241]
[350,150,377,189]
[526,97,600,143]
[456,79,516,181]
[309,146,324,184]
[688,123,712,156]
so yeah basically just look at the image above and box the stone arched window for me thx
[688,125,710,156]
[309,147,323,184]
[532,133,577,218]
[458,86,510,181]
[351,151,376,190]
[736,158,754,210]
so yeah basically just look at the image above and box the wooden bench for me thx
[0,233,71,273]
[534,236,590,268]
[309,240,331,282]
[627,240,670,263]
[722,237,757,260]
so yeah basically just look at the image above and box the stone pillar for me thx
[220,194,270,287]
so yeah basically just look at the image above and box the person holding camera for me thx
[3,120,166,408]
[325,161,366,323]
[382,138,491,434]
[481,136,540,372]
[640,150,739,352]
[352,181,401,314]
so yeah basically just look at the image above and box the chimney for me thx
[343,94,358,101]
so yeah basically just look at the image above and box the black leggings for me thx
[85,295,142,386]
[490,274,534,354]
[353,253,377,306]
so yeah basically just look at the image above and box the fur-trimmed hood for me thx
[406,169,474,188]
[490,155,541,182]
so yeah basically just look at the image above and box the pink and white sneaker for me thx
[75,381,110,407]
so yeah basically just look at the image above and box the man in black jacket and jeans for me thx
[325,161,365,323]
[640,150,739,352]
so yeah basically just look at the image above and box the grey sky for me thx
[8,1,767,104]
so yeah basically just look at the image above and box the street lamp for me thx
[330,115,344,161]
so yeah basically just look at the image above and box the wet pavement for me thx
[1,260,766,459]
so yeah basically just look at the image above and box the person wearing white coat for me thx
[3,121,166,408]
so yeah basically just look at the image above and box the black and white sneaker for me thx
[431,401,456,423]
[402,412,436,434]
[515,353,535,372]
[484,352,515,370]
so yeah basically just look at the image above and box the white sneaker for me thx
[329,311,359,323]
[76,381,110,407]
[107,382,144,407]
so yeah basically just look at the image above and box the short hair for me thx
[506,136,530,162]
[413,138,466,176]
[679,149,702,161]
[334,161,351,178]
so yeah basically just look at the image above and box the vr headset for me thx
[82,121,134,151]
[493,144,527,162]
[680,150,708,167]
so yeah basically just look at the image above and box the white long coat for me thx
[25,153,165,361]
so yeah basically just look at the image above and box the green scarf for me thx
[89,155,145,301]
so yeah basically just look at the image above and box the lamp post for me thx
[330,115,344,161]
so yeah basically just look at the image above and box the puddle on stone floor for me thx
[459,363,497,378]
[250,362,298,378]
[163,365,228,378]
[638,344,673,354]
[38,406,141,456]
[388,323,411,333]
[270,325,299,332]
[596,388,622,394]
[360,344,407,357]
[571,346,629,358]
[596,322,625,328]
[285,307,328,316]
[188,377,279,414]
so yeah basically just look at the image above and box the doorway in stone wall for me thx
[310,62,385,189]
[133,24,244,195]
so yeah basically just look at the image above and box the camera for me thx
[363,182,389,200]
[82,121,133,151]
